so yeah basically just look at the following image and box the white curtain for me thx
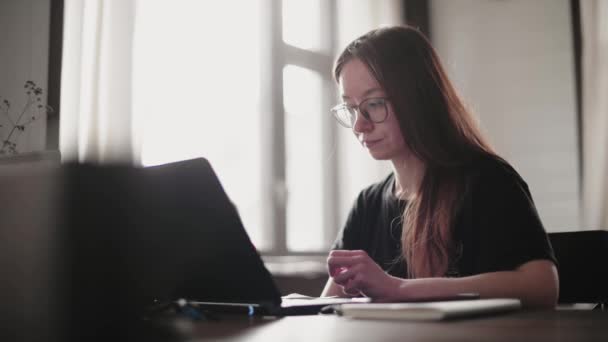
[581,1,608,230]
[60,0,138,164]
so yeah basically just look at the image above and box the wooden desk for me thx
[163,310,608,341]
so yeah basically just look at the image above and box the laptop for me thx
[142,158,372,315]
[61,157,367,316]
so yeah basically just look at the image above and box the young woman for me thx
[322,26,559,309]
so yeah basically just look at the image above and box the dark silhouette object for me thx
[548,230,608,310]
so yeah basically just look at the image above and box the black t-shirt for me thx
[331,155,557,279]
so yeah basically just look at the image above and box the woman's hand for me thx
[327,250,403,301]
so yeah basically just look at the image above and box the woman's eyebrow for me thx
[362,87,384,97]
[341,87,385,100]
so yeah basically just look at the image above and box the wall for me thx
[0,0,50,154]
[430,0,580,231]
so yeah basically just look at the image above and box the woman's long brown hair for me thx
[334,26,497,278]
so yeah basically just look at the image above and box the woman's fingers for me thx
[343,273,364,295]
[327,255,365,276]
[327,250,374,296]
[332,263,362,285]
[343,286,360,297]
[329,266,349,278]
[327,250,370,275]
[327,254,368,268]
[327,256,357,270]
[329,249,367,257]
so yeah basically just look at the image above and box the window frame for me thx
[259,0,339,256]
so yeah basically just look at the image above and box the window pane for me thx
[282,0,321,51]
[132,0,267,249]
[283,65,324,251]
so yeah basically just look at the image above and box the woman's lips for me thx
[363,139,382,148]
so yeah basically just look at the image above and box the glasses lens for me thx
[332,106,355,127]
[361,98,387,123]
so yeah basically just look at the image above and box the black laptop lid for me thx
[63,158,282,310]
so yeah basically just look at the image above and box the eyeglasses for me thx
[330,97,389,128]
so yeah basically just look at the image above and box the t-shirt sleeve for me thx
[331,192,365,251]
[469,165,557,274]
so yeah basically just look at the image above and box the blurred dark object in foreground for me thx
[0,160,186,341]
[549,231,608,309]
[0,165,63,341]
[0,157,256,341]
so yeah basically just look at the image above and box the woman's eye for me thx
[367,100,384,108]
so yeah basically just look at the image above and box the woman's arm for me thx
[395,260,559,308]
[321,278,345,297]
[328,250,559,308]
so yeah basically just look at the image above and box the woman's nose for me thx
[352,111,373,133]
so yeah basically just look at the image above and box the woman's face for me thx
[338,58,408,161]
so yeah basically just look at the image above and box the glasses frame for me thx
[330,97,390,128]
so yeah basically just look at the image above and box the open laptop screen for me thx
[61,158,283,309]
[127,158,282,306]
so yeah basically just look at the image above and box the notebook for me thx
[334,298,522,321]
[121,157,369,316]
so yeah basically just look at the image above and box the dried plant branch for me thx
[0,80,53,155]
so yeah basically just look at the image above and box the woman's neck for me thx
[391,153,425,200]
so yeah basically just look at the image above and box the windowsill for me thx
[262,254,327,277]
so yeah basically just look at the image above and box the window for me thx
[282,0,322,51]
[133,0,337,254]
[133,0,265,247]
[283,64,324,251]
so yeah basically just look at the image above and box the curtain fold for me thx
[581,0,608,229]
[59,0,138,164]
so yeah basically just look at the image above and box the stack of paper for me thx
[336,299,522,321]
